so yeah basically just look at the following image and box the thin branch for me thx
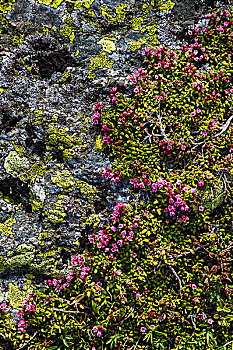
[53,308,87,314]
[16,331,38,350]
[189,315,197,329]
[221,340,233,348]
[168,265,182,296]
[157,101,167,137]
[210,115,233,140]
[123,336,129,348]
[133,336,142,350]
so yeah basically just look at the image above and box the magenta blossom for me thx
[140,327,147,333]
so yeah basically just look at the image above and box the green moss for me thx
[4,151,30,179]
[95,134,107,152]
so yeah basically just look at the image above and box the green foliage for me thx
[0,7,233,350]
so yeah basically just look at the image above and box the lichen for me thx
[76,180,97,200]
[4,151,30,179]
[59,11,77,43]
[156,0,175,13]
[80,213,100,228]
[6,282,33,309]
[0,0,16,13]
[88,49,114,79]
[97,38,116,54]
[95,134,106,152]
[131,16,144,31]
[51,169,75,189]
[0,215,16,237]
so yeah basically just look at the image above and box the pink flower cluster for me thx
[21,294,37,312]
[208,118,217,130]
[111,202,127,222]
[44,274,75,292]
[18,319,28,333]
[159,137,174,156]
[0,302,8,312]
[109,87,119,105]
[92,102,102,125]
[71,254,84,267]
[102,166,121,183]
[92,325,104,337]
[129,174,151,189]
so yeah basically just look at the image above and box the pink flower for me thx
[93,327,98,333]
[193,298,199,303]
[133,223,138,228]
[208,318,213,324]
[183,186,189,191]
[192,284,197,290]
[140,327,147,333]
[116,270,121,276]
[199,206,204,211]
[202,313,207,320]
[117,240,123,245]
[111,226,117,232]
[149,325,156,330]
[96,331,102,337]
[132,251,137,258]
[136,293,141,299]
[203,131,208,136]
[181,145,186,150]
[198,181,204,186]
[119,224,124,228]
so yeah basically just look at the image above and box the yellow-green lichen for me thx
[47,127,77,150]
[0,0,16,13]
[115,4,127,20]
[51,169,75,189]
[4,151,30,179]
[128,38,145,52]
[0,256,7,271]
[88,50,114,79]
[97,38,116,54]
[80,213,99,228]
[131,16,143,31]
[36,0,63,8]
[45,198,67,225]
[6,282,33,309]
[59,11,77,43]
[0,216,16,237]
[12,33,25,46]
[157,0,175,13]
[76,181,97,200]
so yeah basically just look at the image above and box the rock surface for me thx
[0,0,231,312]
